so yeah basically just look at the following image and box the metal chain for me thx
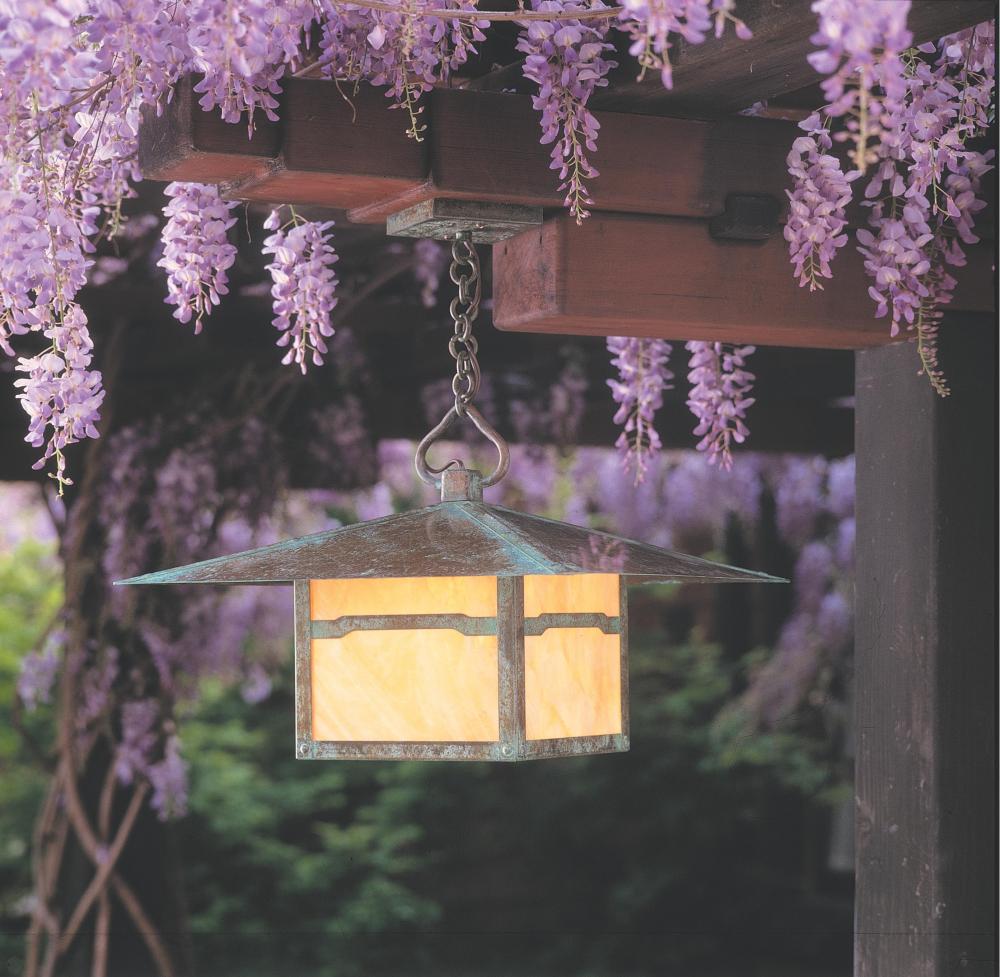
[447,232,481,416]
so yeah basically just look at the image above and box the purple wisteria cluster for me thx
[617,0,751,90]
[262,209,340,373]
[517,1,617,222]
[316,0,487,140]
[88,414,291,819]
[413,238,449,309]
[790,5,996,394]
[784,120,859,290]
[743,455,855,726]
[17,632,63,713]
[684,341,756,471]
[606,336,673,483]
[13,308,105,492]
[158,182,239,333]
[807,0,913,173]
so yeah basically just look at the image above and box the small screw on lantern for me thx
[117,233,783,761]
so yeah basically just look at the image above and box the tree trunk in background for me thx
[38,325,192,977]
[854,319,997,976]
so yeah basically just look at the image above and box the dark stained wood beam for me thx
[346,89,796,224]
[0,269,856,486]
[591,0,996,117]
[138,80,281,185]
[140,79,426,211]
[140,82,800,223]
[491,213,995,349]
[854,318,997,976]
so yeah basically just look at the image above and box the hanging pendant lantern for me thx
[117,234,783,761]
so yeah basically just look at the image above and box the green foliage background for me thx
[0,534,851,977]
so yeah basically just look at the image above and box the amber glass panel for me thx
[310,576,497,620]
[312,631,499,742]
[523,573,619,618]
[524,629,621,739]
[309,576,499,743]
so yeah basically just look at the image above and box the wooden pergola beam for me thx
[492,213,995,349]
[591,0,995,116]
[140,82,799,222]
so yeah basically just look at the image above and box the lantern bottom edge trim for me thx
[295,733,630,762]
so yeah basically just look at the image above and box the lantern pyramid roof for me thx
[116,500,784,586]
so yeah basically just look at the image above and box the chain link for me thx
[447,233,481,416]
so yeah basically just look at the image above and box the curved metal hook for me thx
[414,403,510,490]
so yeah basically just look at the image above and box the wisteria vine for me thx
[0,0,993,490]
[788,3,995,395]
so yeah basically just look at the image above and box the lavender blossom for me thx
[618,0,750,91]
[517,1,616,222]
[793,541,835,613]
[148,735,188,820]
[785,115,858,290]
[799,4,995,395]
[817,590,852,653]
[774,457,827,546]
[835,516,855,572]
[826,455,855,519]
[188,0,315,132]
[262,209,340,373]
[413,238,448,308]
[116,699,159,784]
[241,664,273,705]
[607,336,673,484]
[807,0,912,173]
[684,341,755,470]
[14,306,105,492]
[157,183,238,333]
[17,634,63,712]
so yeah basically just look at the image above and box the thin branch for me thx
[57,783,149,958]
[92,893,110,977]
[57,755,176,977]
[330,0,622,21]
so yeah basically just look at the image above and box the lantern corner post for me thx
[853,320,997,977]
[496,575,527,761]
[618,576,630,751]
[293,579,315,759]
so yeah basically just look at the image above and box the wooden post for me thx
[854,319,997,976]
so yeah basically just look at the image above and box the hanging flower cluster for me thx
[784,121,859,290]
[517,1,617,221]
[158,182,239,332]
[790,5,996,395]
[412,238,449,308]
[316,0,487,140]
[684,341,756,471]
[607,336,673,483]
[262,208,340,373]
[617,0,751,89]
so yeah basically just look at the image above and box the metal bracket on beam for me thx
[708,193,782,242]
[386,199,543,244]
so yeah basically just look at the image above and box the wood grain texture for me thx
[138,79,280,183]
[348,88,796,223]
[854,320,996,976]
[591,0,996,117]
[227,78,427,208]
[492,213,995,349]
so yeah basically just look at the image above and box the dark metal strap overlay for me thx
[312,615,498,639]
[311,612,620,639]
[524,613,620,636]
